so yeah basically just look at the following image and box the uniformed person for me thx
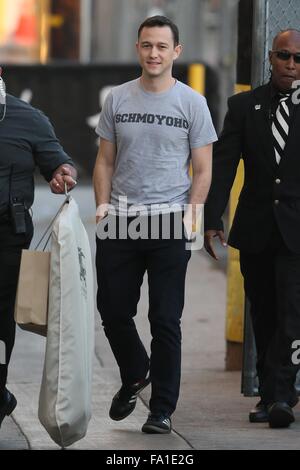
[0,67,77,428]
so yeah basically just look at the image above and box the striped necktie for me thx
[271,95,290,164]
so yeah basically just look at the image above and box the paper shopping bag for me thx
[14,249,50,336]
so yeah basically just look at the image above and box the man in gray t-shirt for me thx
[93,15,217,434]
[96,77,216,213]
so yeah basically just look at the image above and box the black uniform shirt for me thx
[0,94,73,212]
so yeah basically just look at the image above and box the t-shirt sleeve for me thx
[189,95,218,149]
[95,92,116,143]
[32,109,74,182]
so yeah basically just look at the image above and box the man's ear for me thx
[268,50,273,67]
[174,44,182,61]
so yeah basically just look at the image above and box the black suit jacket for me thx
[204,82,300,253]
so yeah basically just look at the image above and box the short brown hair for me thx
[138,16,179,46]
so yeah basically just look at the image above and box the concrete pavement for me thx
[1,186,300,450]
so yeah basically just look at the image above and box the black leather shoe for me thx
[142,413,172,434]
[249,400,269,423]
[0,389,17,428]
[109,376,150,421]
[268,402,295,428]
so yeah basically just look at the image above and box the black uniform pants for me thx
[0,213,33,395]
[240,223,300,406]
[96,214,191,416]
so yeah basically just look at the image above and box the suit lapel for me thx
[252,85,278,173]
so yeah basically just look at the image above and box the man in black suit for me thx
[204,29,300,428]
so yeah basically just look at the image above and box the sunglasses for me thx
[271,50,300,64]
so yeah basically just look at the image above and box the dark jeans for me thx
[240,223,300,405]
[0,213,33,395]
[96,213,191,416]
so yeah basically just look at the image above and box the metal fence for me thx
[242,0,300,396]
[252,0,300,87]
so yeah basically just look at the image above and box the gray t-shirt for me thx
[96,78,217,215]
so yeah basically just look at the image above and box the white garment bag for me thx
[38,197,94,447]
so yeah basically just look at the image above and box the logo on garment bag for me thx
[0,340,6,365]
[255,105,261,110]
[78,247,87,299]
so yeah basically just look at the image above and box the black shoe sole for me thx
[142,424,171,434]
[269,407,295,428]
[249,413,269,423]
